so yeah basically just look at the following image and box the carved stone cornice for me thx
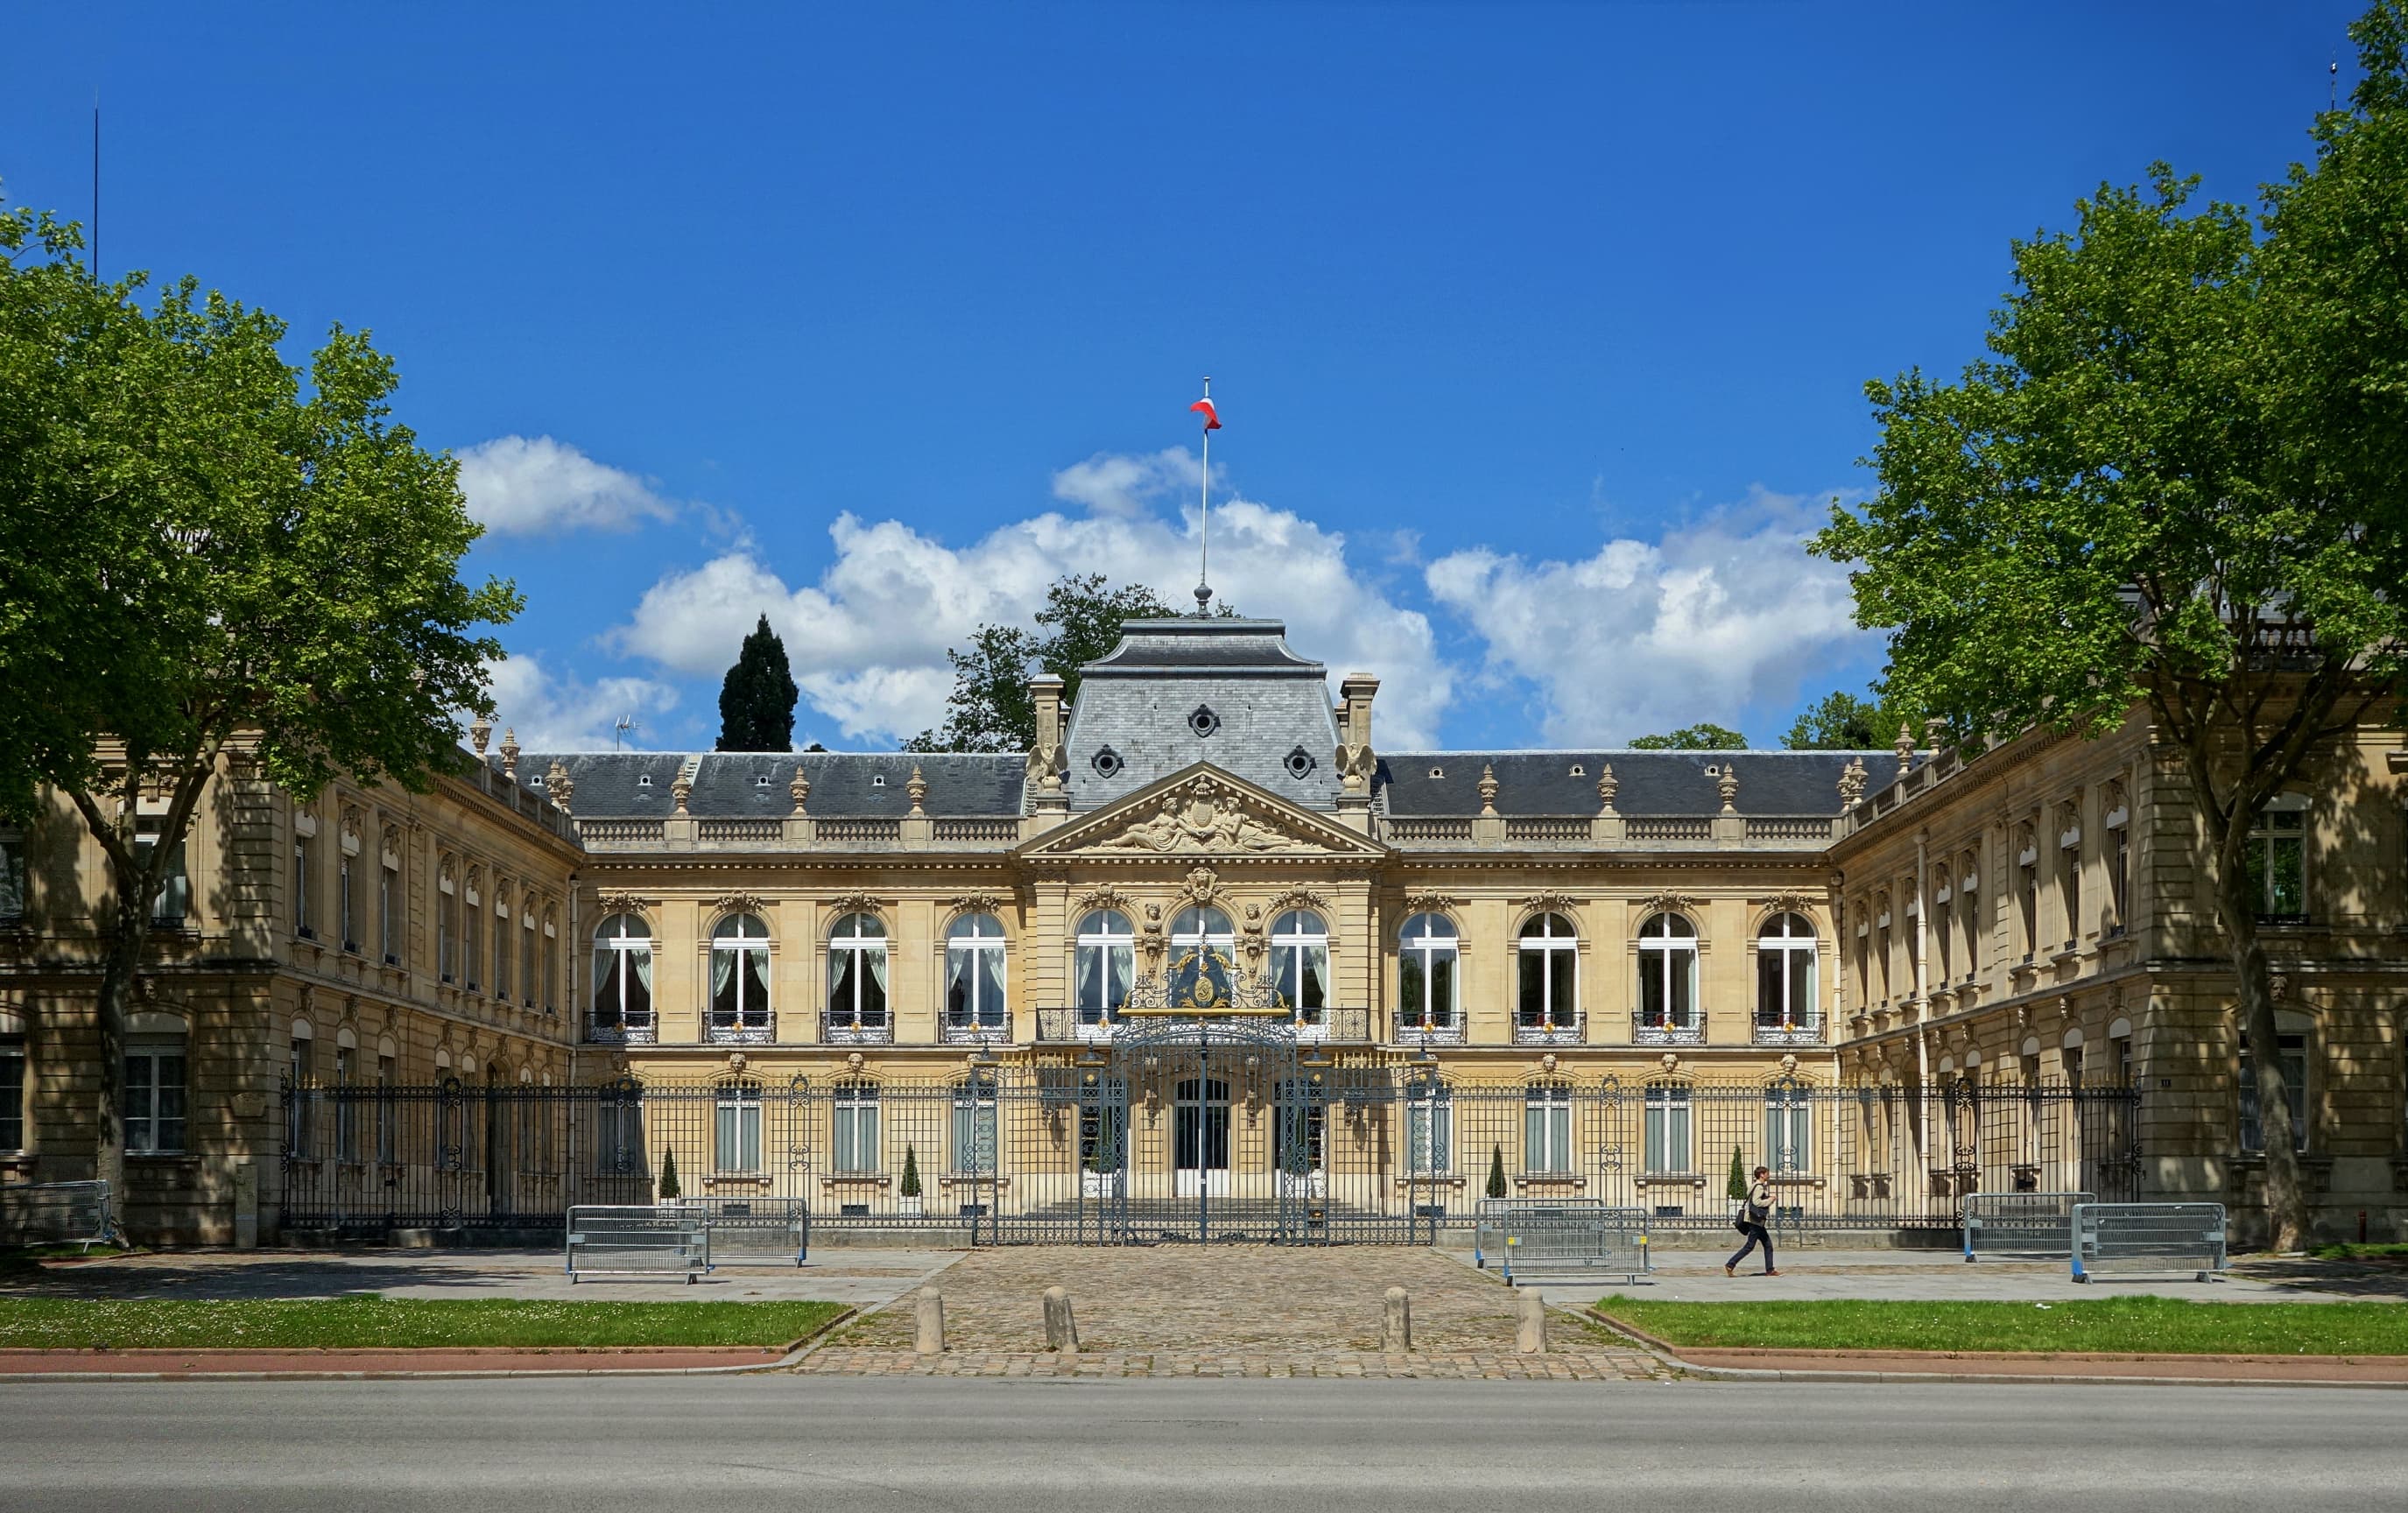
[1070,885,1134,917]
[713,890,770,918]
[1401,890,1456,917]
[825,890,884,918]
[1264,888,1331,917]
[595,889,649,916]
[1515,892,1581,918]
[948,891,1008,918]
[1634,890,1700,918]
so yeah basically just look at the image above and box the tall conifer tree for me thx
[715,615,799,752]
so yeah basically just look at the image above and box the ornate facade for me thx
[3,615,2400,1242]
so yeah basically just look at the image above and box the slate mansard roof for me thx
[1374,749,1902,818]
[514,750,1025,819]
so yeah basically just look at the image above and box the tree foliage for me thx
[1628,722,1748,750]
[0,208,518,1190]
[1810,3,2408,1247]
[905,574,1191,752]
[1783,687,1920,749]
[715,614,799,751]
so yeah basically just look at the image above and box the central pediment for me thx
[1018,762,1387,861]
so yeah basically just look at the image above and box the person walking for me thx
[1725,1165,1781,1277]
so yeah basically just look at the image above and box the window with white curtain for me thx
[1637,912,1699,1027]
[1406,1076,1453,1175]
[1269,910,1329,1022]
[1643,1082,1693,1173]
[1398,912,1459,1028]
[827,912,890,1027]
[591,913,653,1028]
[1755,912,1818,1028]
[712,912,772,1030]
[945,913,1006,1031]
[1517,912,1578,1030]
[1073,910,1134,1022]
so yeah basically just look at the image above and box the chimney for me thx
[1335,672,1380,829]
[1026,674,1069,819]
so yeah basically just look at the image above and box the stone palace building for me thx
[1,615,2401,1244]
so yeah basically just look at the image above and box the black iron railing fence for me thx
[278,1073,2140,1242]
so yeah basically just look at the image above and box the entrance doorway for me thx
[1173,1076,1231,1197]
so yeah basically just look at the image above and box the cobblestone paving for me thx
[807,1245,1671,1380]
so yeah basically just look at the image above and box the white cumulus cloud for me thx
[605,449,1452,746]
[455,435,679,535]
[1424,487,1870,746]
[480,651,682,751]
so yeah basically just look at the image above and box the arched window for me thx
[711,912,772,1036]
[1517,912,1578,1031]
[1636,912,1699,1033]
[946,913,1007,1034]
[1270,910,1329,1022]
[826,912,890,1036]
[591,914,653,1035]
[1398,912,1459,1034]
[1756,912,1817,1031]
[1167,905,1235,1010]
[1073,910,1134,1024]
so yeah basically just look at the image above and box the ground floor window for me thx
[0,1038,23,1151]
[1524,1083,1572,1173]
[952,1076,998,1174]
[1644,1082,1692,1173]
[1764,1086,1813,1173]
[2238,1032,2309,1153]
[833,1083,880,1172]
[715,1081,763,1172]
[1407,1082,1453,1175]
[125,1044,187,1154]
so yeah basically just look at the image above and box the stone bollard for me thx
[1382,1286,1412,1353]
[914,1287,947,1354]
[1043,1285,1080,1352]
[1515,1289,1549,1355]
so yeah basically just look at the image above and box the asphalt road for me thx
[0,1376,2393,1511]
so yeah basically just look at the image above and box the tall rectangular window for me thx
[379,856,398,964]
[714,1081,763,1172]
[0,831,25,923]
[1524,1083,1572,1174]
[293,829,313,938]
[376,1053,396,1165]
[2109,823,2130,935]
[439,878,458,982]
[1407,1084,1453,1175]
[492,895,511,1001]
[2059,831,2081,945]
[2245,800,2308,924]
[2239,1033,2310,1153]
[125,1045,187,1154]
[1764,1087,1813,1174]
[288,1037,313,1158]
[338,855,357,952]
[464,882,482,991]
[334,1045,356,1161]
[543,923,559,1012]
[519,914,536,1007]
[0,1038,25,1151]
[952,1077,998,1175]
[136,820,189,926]
[1643,1083,1692,1173]
[833,1083,880,1172]
[2017,851,2038,957]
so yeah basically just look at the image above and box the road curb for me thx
[1581,1305,2408,1390]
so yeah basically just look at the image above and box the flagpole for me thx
[1195,375,1213,615]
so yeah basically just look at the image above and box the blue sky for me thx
[4,2,2369,752]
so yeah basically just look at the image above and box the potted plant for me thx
[898,1144,922,1217]
[656,1145,681,1204]
[1485,1143,1508,1200]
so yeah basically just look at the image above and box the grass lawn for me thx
[2309,1242,2408,1263]
[0,1296,846,1351]
[1595,1296,2408,1356]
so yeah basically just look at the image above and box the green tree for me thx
[905,574,1189,752]
[656,1146,681,1201]
[1811,4,2408,1248]
[1485,1143,1508,1200]
[0,211,518,1198]
[900,1143,922,1199]
[1782,688,1921,750]
[715,614,799,751]
[1628,722,1748,750]
[1727,1145,1749,1203]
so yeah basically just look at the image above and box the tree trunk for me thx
[90,886,144,1214]
[2211,839,2311,1250]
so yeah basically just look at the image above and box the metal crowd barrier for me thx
[565,1207,709,1283]
[2070,1201,2227,1283]
[663,1197,810,1267]
[1961,1190,2093,1262]
[1473,1198,1652,1285]
[0,1180,115,1250]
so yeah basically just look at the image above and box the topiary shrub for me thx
[1728,1145,1749,1202]
[657,1145,681,1201]
[1486,1143,1508,1200]
[901,1143,922,1199]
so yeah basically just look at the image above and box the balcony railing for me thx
[1034,1008,1118,1044]
[1391,1012,1466,1046]
[820,1010,893,1045]
[706,1011,776,1045]
[1631,1010,1707,1046]
[1751,1015,1825,1046]
[1032,1007,1373,1045]
[1295,1009,1374,1044]
[1513,1013,1586,1046]
[587,1013,658,1045]
[942,1012,1014,1045]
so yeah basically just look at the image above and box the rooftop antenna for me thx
[613,714,639,751]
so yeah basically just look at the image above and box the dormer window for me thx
[637,775,652,787]
[1428,766,1445,779]
[1284,746,1317,780]
[871,774,886,788]
[1188,705,1222,738]
[756,774,771,787]
[1568,764,1584,778]
[1092,746,1125,778]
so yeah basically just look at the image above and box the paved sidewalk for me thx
[0,1247,961,1307]
[0,1344,794,1378]
[799,1347,1670,1379]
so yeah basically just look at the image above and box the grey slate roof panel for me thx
[518,751,1025,818]
[1374,749,1906,818]
[1060,617,1345,812]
